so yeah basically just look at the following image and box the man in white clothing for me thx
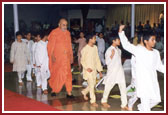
[35,32,50,94]
[119,25,164,111]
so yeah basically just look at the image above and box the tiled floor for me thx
[4,68,164,111]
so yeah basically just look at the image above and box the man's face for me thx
[146,36,156,48]
[59,20,68,32]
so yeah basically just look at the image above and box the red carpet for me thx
[4,63,13,72]
[4,89,61,111]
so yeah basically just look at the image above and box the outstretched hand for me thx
[119,25,125,33]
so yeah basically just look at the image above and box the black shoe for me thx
[51,92,56,97]
[67,94,75,98]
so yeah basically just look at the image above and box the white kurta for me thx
[35,40,50,90]
[22,39,34,66]
[101,46,127,107]
[103,46,125,84]
[119,31,164,102]
[10,41,30,72]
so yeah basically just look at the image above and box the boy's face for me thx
[17,35,22,41]
[99,33,103,38]
[80,32,84,38]
[90,36,96,44]
[113,38,120,46]
[26,33,31,40]
[36,35,41,41]
[145,36,156,48]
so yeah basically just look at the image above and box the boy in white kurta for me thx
[96,32,106,67]
[119,25,164,111]
[10,31,30,86]
[32,33,42,88]
[23,32,34,81]
[35,33,50,94]
[101,36,128,110]
[81,34,103,107]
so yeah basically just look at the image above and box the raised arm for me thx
[118,25,137,55]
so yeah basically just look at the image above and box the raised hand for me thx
[119,25,125,32]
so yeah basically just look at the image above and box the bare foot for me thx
[43,90,48,94]
[81,91,88,100]
[121,106,129,111]
[127,107,133,111]
[101,103,111,108]
[91,103,98,107]
[19,82,23,86]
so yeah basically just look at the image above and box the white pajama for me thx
[35,68,42,87]
[101,81,127,108]
[26,65,32,81]
[17,71,25,83]
[23,39,34,81]
[138,98,159,111]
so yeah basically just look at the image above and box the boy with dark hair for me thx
[119,25,164,111]
[10,31,30,85]
[23,31,34,82]
[101,35,128,110]
[32,32,42,88]
[81,34,103,107]
[35,32,50,94]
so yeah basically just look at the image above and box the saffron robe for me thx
[47,28,73,93]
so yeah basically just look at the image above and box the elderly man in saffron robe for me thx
[47,18,74,98]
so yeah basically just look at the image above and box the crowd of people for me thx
[6,16,164,111]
